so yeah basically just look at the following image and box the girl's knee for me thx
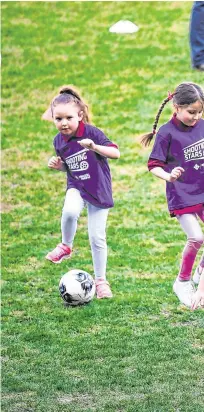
[188,235,204,250]
[194,233,204,245]
[196,236,204,248]
[89,233,107,249]
[62,208,79,221]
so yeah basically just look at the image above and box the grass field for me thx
[1,1,204,411]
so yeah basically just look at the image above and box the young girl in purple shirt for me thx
[142,82,204,308]
[43,85,120,299]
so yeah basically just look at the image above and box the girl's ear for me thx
[78,111,84,121]
[173,103,179,113]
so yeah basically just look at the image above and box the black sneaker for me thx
[194,64,204,71]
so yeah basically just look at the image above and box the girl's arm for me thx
[151,166,184,182]
[48,156,67,172]
[78,139,120,159]
[191,271,204,310]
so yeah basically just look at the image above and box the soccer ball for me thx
[59,269,96,306]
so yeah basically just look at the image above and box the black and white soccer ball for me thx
[59,269,96,306]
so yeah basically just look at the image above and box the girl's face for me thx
[174,100,203,127]
[53,103,83,136]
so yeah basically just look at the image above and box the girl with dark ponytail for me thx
[142,82,204,309]
[43,85,120,299]
[42,85,90,123]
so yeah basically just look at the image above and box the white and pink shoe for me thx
[173,278,195,307]
[46,243,72,264]
[95,279,113,299]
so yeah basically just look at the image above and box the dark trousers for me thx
[189,1,204,67]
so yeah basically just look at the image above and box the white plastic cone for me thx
[109,20,139,34]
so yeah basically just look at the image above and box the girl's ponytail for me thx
[59,85,82,101]
[141,82,204,146]
[141,93,174,146]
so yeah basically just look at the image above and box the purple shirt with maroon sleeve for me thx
[148,115,204,213]
[53,121,118,209]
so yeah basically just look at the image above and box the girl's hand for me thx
[78,139,96,151]
[191,290,204,310]
[169,167,184,182]
[48,156,62,170]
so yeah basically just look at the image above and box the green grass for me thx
[2,1,204,411]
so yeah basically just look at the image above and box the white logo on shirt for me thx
[65,149,89,172]
[78,173,90,180]
[183,138,204,162]
[194,163,204,170]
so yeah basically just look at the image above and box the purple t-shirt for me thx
[149,116,204,211]
[53,121,118,208]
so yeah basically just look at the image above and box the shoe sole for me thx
[45,255,71,264]
[97,294,113,299]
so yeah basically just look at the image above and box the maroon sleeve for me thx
[106,143,118,149]
[148,159,166,171]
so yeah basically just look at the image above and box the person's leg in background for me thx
[189,1,204,71]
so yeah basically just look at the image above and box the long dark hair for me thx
[141,82,204,146]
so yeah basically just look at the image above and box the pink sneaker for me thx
[95,279,113,299]
[45,243,72,264]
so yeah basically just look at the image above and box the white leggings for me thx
[61,188,109,279]
[176,209,204,280]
